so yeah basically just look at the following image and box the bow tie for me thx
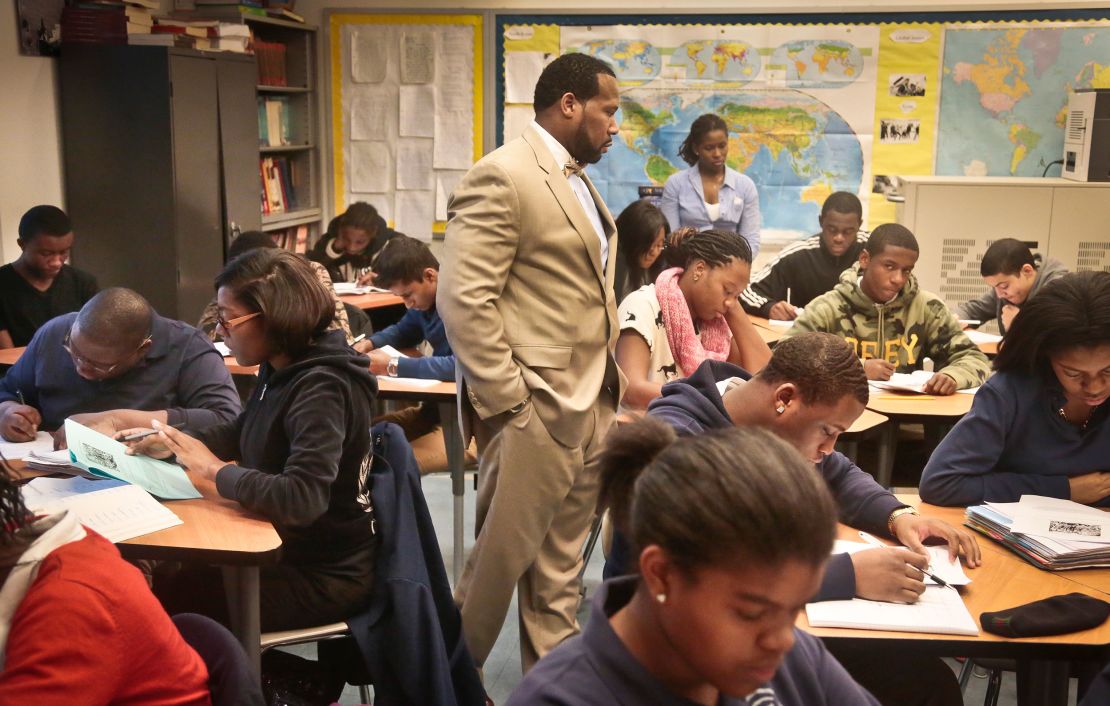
[562,161,584,178]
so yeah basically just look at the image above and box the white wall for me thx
[0,12,64,262]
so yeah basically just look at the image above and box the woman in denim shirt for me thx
[659,113,762,257]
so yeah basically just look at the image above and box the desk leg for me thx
[875,423,896,488]
[1016,659,1070,706]
[439,400,465,584]
[223,565,261,678]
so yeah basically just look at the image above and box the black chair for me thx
[173,613,265,706]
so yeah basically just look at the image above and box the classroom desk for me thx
[799,494,1110,706]
[0,346,22,368]
[746,315,788,345]
[375,377,467,582]
[338,291,404,310]
[864,390,976,487]
[11,462,281,676]
[836,408,890,465]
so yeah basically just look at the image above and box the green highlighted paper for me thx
[64,420,201,500]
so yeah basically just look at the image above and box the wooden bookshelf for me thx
[248,15,321,250]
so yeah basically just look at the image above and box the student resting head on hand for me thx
[957,237,1069,335]
[509,418,880,706]
[308,202,399,285]
[615,227,771,410]
[922,270,1110,508]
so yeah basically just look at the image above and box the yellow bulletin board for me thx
[327,12,483,238]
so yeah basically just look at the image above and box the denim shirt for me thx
[660,165,762,257]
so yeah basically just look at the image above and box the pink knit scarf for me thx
[654,267,732,373]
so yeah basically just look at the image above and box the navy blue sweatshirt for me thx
[508,576,880,706]
[609,359,906,601]
[368,306,455,382]
[920,370,1110,508]
[201,330,379,566]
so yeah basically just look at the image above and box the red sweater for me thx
[0,530,212,706]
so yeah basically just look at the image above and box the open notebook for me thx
[21,476,182,543]
[806,585,979,636]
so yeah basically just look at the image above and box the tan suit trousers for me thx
[454,394,614,672]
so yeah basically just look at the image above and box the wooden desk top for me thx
[799,494,1110,655]
[746,316,788,345]
[865,390,975,419]
[0,347,24,366]
[376,377,457,402]
[844,408,888,435]
[338,292,404,310]
[11,463,282,566]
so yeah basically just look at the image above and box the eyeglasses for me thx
[215,310,261,333]
[63,327,151,376]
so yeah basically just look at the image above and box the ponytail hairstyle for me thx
[678,113,729,167]
[615,199,669,301]
[664,227,752,271]
[598,417,837,574]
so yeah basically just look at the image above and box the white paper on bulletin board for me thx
[330,14,483,239]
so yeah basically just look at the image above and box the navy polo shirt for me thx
[0,312,241,431]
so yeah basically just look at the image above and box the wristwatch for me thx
[386,355,400,377]
[887,506,919,535]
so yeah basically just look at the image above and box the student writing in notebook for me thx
[123,250,379,674]
[0,205,98,349]
[605,333,977,706]
[615,228,771,410]
[739,191,868,321]
[921,271,1110,507]
[0,456,213,705]
[659,113,762,257]
[0,288,240,445]
[510,420,880,706]
[363,235,456,442]
[308,202,399,284]
[781,224,990,395]
[957,237,1069,336]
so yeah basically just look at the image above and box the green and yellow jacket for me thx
[782,264,991,389]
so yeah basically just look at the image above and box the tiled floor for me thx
[310,472,1068,706]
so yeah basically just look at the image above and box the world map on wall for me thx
[937,27,1110,176]
[579,39,662,84]
[586,90,864,239]
[671,40,761,83]
[770,40,865,88]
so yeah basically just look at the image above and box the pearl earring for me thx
[656,593,667,604]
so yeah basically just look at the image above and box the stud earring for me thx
[656,593,667,604]
[776,404,786,414]
[693,275,700,281]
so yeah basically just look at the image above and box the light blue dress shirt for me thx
[659,165,761,257]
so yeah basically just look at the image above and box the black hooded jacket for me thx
[199,330,379,565]
[308,213,398,284]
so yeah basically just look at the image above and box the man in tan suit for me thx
[437,53,624,671]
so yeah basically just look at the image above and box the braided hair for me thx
[664,228,752,270]
[0,455,32,544]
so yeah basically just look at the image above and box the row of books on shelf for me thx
[186,1,305,24]
[260,156,299,215]
[255,40,288,86]
[259,97,296,147]
[270,225,310,254]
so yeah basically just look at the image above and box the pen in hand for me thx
[858,530,956,590]
[119,422,185,442]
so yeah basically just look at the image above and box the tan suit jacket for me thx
[438,125,624,448]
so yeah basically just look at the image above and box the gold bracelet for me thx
[887,506,919,536]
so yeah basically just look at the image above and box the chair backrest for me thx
[173,613,265,706]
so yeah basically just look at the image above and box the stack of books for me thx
[965,495,1110,570]
[260,156,298,214]
[258,96,293,146]
[255,40,288,86]
[61,1,129,45]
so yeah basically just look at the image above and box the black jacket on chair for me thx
[348,422,486,706]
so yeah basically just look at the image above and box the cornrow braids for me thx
[665,228,752,270]
[756,332,870,406]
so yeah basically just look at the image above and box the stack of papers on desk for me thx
[333,282,390,295]
[964,329,1003,346]
[0,432,55,460]
[24,448,94,478]
[806,586,979,636]
[374,345,442,388]
[966,495,1110,570]
[869,370,934,394]
[21,476,182,542]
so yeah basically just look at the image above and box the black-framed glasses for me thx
[62,327,151,376]
[215,310,261,333]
